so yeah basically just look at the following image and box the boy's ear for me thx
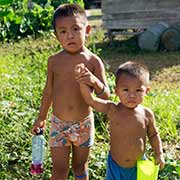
[146,87,150,94]
[86,25,91,35]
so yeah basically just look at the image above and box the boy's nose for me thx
[67,31,74,39]
[128,92,136,98]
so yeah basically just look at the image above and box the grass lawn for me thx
[0,9,180,180]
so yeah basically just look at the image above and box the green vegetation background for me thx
[0,1,180,180]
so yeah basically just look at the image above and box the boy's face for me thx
[55,15,90,53]
[115,73,149,109]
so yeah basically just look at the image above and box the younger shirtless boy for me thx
[31,3,109,180]
[75,61,165,180]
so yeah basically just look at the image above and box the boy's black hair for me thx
[115,61,150,85]
[52,3,87,31]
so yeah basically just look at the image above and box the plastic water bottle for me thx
[30,128,46,175]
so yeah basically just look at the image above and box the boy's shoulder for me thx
[83,48,102,62]
[107,102,121,117]
[80,48,105,70]
[49,50,64,58]
[140,105,155,123]
[142,106,154,115]
[48,50,66,63]
[137,105,154,115]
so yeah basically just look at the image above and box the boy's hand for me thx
[75,63,86,84]
[75,63,85,75]
[155,154,165,170]
[31,119,46,135]
[75,63,98,87]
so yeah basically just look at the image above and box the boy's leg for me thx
[50,146,71,180]
[72,146,90,180]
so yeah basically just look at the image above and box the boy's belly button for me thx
[68,105,74,111]
[125,159,130,162]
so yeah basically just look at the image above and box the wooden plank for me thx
[110,31,141,35]
[102,0,180,13]
[102,0,180,9]
[103,18,178,29]
[103,10,180,21]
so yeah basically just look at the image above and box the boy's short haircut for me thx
[115,61,150,85]
[52,3,87,31]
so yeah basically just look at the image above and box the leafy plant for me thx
[0,0,84,41]
[0,0,13,6]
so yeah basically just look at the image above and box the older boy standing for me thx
[32,4,110,180]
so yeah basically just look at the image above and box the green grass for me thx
[0,28,180,179]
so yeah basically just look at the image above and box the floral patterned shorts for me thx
[49,115,94,147]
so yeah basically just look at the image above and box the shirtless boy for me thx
[31,4,109,180]
[75,61,165,180]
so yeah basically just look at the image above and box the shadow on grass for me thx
[89,35,180,75]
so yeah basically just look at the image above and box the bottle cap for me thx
[36,128,43,135]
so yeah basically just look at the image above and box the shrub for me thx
[0,0,84,41]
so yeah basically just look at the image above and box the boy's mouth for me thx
[127,100,136,104]
[68,42,76,46]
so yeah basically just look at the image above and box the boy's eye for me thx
[73,26,80,31]
[60,30,66,34]
[123,88,128,92]
[59,30,66,34]
[136,89,143,92]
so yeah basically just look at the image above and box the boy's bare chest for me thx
[54,68,73,83]
[53,60,75,75]
[110,110,147,134]
[52,59,93,81]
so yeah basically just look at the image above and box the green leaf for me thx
[14,16,22,24]
[175,166,180,175]
[0,0,13,6]
[0,10,11,17]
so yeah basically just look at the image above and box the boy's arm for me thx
[80,83,111,114]
[146,108,165,169]
[32,57,53,134]
[77,56,110,99]
[91,56,110,99]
